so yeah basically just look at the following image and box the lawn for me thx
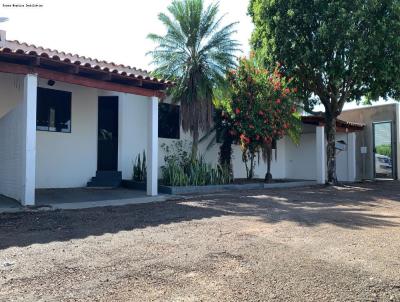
[1,181,400,301]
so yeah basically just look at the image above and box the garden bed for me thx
[122,179,317,195]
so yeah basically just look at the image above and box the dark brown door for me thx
[97,96,118,171]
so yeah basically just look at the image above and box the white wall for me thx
[158,126,287,180]
[117,93,149,180]
[0,73,37,204]
[35,79,98,188]
[285,133,317,180]
[336,133,349,181]
[35,83,150,188]
[0,73,24,118]
[0,73,24,201]
[0,103,25,200]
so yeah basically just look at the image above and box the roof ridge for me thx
[8,39,149,75]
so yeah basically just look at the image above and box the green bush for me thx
[161,141,232,186]
[376,144,392,157]
[133,150,146,181]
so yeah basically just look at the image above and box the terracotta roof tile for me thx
[0,39,172,85]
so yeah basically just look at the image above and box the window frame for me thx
[36,87,72,133]
[158,102,180,140]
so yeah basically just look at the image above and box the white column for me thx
[347,132,357,182]
[147,96,158,196]
[21,74,37,206]
[316,126,326,184]
[396,103,400,180]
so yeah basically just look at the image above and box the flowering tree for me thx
[222,57,300,180]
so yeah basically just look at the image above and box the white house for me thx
[0,30,168,206]
[0,31,369,207]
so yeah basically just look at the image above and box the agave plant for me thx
[133,151,147,182]
[147,0,240,159]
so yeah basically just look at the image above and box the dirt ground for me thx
[1,181,400,302]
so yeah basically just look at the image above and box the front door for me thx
[373,121,394,179]
[97,96,119,171]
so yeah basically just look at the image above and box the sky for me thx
[0,0,253,71]
[0,0,395,109]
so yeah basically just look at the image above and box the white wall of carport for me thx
[285,132,317,180]
[282,125,355,182]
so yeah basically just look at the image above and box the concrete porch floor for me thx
[36,188,147,205]
[0,195,21,210]
[35,188,168,210]
[0,188,169,213]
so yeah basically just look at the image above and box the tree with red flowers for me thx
[222,57,300,180]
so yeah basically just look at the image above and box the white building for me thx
[0,32,372,206]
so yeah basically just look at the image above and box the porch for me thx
[0,39,168,206]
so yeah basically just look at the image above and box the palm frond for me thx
[147,0,240,142]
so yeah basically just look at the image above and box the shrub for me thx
[161,141,232,186]
[133,150,147,181]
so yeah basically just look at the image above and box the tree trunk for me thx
[249,153,255,179]
[191,127,199,160]
[325,115,338,185]
[219,136,233,177]
[264,143,273,183]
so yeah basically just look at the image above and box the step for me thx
[87,179,121,188]
[96,171,122,179]
[87,170,122,188]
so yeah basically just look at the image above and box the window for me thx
[158,103,180,139]
[36,87,71,133]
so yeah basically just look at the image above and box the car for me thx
[375,154,393,177]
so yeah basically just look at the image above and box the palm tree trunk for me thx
[191,127,199,160]
[325,115,338,185]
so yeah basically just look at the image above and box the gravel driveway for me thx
[1,181,400,301]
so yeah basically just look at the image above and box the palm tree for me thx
[147,0,240,158]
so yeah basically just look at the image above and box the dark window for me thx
[158,103,180,139]
[36,87,71,133]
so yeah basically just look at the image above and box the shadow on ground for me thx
[0,181,399,249]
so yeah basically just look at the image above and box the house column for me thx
[316,126,326,184]
[396,103,400,180]
[347,132,357,182]
[22,74,37,205]
[147,96,158,196]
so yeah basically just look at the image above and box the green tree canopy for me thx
[249,0,400,183]
[147,0,240,158]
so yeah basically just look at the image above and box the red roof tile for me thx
[0,39,172,85]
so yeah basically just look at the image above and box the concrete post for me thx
[396,103,400,180]
[347,132,357,182]
[316,126,326,184]
[22,74,37,206]
[147,96,158,196]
